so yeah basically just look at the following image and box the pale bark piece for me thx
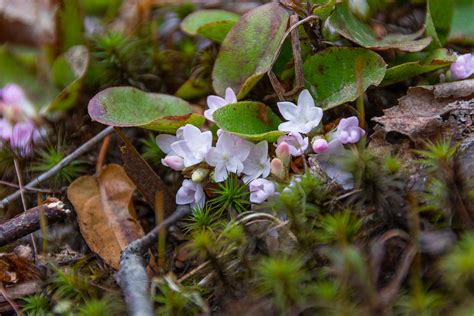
[373,79,474,144]
[67,164,145,269]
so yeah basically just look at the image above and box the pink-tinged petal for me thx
[11,121,34,150]
[451,53,474,80]
[224,87,237,104]
[276,141,290,160]
[205,148,221,167]
[297,89,315,112]
[271,158,285,179]
[162,155,185,170]
[156,134,177,154]
[312,138,329,153]
[0,119,13,141]
[249,178,275,204]
[277,101,298,121]
[194,185,206,208]
[206,95,227,110]
[1,84,26,105]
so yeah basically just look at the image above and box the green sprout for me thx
[209,175,250,215]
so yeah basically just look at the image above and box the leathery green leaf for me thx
[212,2,290,99]
[381,48,457,86]
[213,102,284,142]
[329,3,431,52]
[88,87,205,133]
[181,10,239,36]
[304,47,386,109]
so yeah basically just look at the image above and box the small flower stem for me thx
[13,157,38,257]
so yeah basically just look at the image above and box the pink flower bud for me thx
[1,84,25,105]
[450,53,474,80]
[312,138,329,153]
[162,155,185,171]
[276,141,290,160]
[270,158,285,180]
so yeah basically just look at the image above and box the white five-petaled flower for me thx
[249,178,275,204]
[315,140,354,190]
[335,116,365,144]
[176,179,205,208]
[204,87,237,122]
[205,132,251,182]
[156,124,212,169]
[276,132,308,157]
[242,141,271,182]
[277,89,323,134]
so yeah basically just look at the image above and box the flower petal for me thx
[224,87,237,104]
[277,102,298,121]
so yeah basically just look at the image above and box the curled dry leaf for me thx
[67,164,145,269]
[373,79,474,145]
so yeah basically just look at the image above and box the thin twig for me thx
[13,158,38,256]
[0,180,55,193]
[0,282,22,316]
[117,206,191,316]
[0,126,114,209]
[0,199,70,247]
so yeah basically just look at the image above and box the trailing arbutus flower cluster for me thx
[156,88,365,208]
[0,84,43,157]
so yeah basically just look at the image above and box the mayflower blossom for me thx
[276,132,308,157]
[335,116,365,144]
[204,87,237,122]
[315,140,354,190]
[277,89,323,134]
[249,178,275,204]
[0,83,36,119]
[176,179,205,208]
[206,131,251,182]
[10,120,39,157]
[312,137,329,153]
[450,53,474,80]
[0,84,42,157]
[157,124,212,168]
[242,141,271,182]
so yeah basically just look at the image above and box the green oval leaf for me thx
[329,3,431,52]
[47,45,90,112]
[181,9,239,37]
[304,47,386,109]
[196,20,236,43]
[88,87,205,133]
[381,49,456,87]
[212,2,290,99]
[213,102,284,142]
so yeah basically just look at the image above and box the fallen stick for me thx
[117,205,190,316]
[0,126,114,209]
[0,199,71,247]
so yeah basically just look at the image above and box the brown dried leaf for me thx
[372,79,474,145]
[0,253,40,284]
[67,164,145,269]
